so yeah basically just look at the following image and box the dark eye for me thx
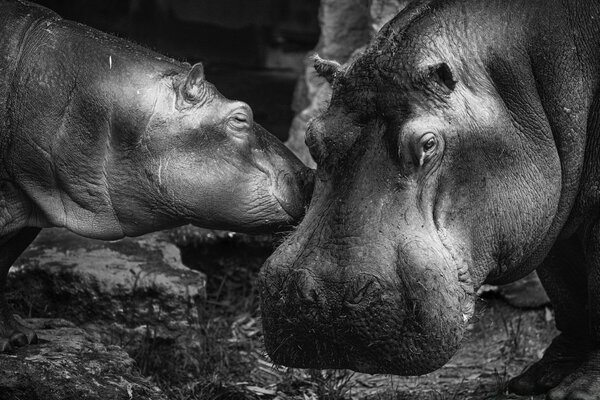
[423,136,436,152]
[228,112,251,131]
[414,132,439,167]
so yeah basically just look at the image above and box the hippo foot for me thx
[0,314,38,352]
[508,333,588,395]
[545,349,600,400]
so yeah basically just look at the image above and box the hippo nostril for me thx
[346,275,381,305]
[291,269,321,305]
[260,264,289,300]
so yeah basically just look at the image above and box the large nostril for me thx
[290,269,321,306]
[345,275,381,305]
[260,261,289,299]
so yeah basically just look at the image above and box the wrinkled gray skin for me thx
[259,0,600,398]
[0,0,313,352]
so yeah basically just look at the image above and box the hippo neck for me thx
[459,0,600,284]
[494,0,600,282]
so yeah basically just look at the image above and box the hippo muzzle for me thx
[258,217,476,375]
[248,123,315,228]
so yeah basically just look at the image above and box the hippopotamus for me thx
[258,0,600,398]
[0,0,313,352]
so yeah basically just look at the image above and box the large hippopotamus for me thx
[259,0,600,398]
[0,0,313,352]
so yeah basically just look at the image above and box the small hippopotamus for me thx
[259,0,600,398]
[0,0,313,352]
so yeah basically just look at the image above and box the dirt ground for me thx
[174,233,557,400]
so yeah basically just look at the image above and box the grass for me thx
[128,235,269,399]
[499,313,525,360]
[128,233,367,400]
[308,369,355,400]
[492,367,510,396]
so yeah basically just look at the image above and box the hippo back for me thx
[0,0,188,237]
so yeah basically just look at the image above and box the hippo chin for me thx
[0,0,313,352]
[260,0,600,398]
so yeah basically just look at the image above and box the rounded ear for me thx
[181,63,206,103]
[313,54,341,85]
[429,63,456,92]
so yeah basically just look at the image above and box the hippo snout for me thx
[259,263,410,373]
[259,240,472,376]
[273,168,315,221]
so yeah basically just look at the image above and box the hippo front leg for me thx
[510,226,600,399]
[539,223,600,400]
[0,228,40,352]
[508,236,590,396]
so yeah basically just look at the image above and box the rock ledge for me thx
[0,318,166,400]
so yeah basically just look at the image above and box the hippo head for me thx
[107,62,313,235]
[259,6,562,375]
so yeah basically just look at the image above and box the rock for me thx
[498,271,551,309]
[8,228,205,329]
[6,227,207,383]
[0,318,166,400]
[477,271,551,309]
[370,0,411,32]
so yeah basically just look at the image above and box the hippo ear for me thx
[313,54,341,85]
[429,63,456,92]
[181,63,206,103]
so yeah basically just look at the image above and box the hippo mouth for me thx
[261,305,466,375]
[263,329,377,373]
[258,269,467,376]
[261,319,410,374]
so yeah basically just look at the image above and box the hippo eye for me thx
[228,112,252,132]
[415,132,438,166]
[423,136,436,152]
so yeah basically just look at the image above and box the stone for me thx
[8,228,205,329]
[0,318,166,400]
[498,271,551,309]
[5,227,207,381]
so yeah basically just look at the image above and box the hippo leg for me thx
[508,237,589,395]
[0,228,41,352]
[542,225,600,399]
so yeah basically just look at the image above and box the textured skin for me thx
[259,0,600,398]
[0,0,313,352]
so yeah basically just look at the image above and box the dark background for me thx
[29,0,320,141]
